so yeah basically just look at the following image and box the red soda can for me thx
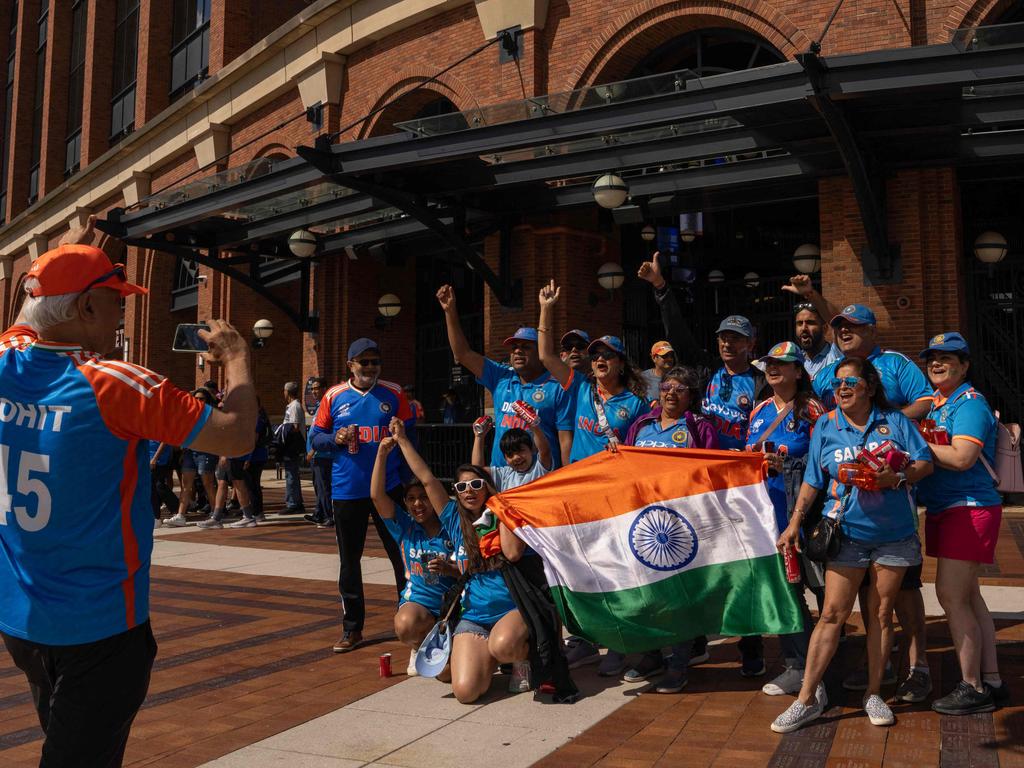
[511,400,539,427]
[347,427,360,455]
[932,427,951,446]
[783,546,801,584]
[763,440,779,477]
[856,446,886,472]
[472,415,494,436]
[379,653,392,677]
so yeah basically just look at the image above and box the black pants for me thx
[245,461,266,516]
[333,489,406,632]
[2,621,157,768]
[150,466,178,519]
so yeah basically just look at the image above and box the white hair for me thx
[20,278,81,332]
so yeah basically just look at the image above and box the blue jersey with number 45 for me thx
[0,325,210,646]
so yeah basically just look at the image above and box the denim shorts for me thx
[453,618,494,638]
[829,533,922,569]
[181,450,215,474]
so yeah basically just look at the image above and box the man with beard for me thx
[310,338,413,653]
[781,275,842,379]
[437,284,573,467]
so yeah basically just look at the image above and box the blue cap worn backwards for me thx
[830,304,876,328]
[503,327,538,346]
[716,315,754,338]
[920,331,969,358]
[347,337,379,360]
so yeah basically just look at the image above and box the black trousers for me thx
[333,489,406,632]
[2,621,157,768]
[150,465,178,519]
[245,461,266,516]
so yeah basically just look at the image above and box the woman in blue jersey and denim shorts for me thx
[164,388,219,527]
[371,437,458,678]
[390,419,531,703]
[771,357,932,733]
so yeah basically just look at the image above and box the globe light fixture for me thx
[793,243,821,274]
[252,319,274,349]
[597,262,626,291]
[973,231,1008,264]
[288,229,317,258]
[744,271,760,288]
[641,225,656,242]
[680,228,697,243]
[592,173,629,209]
[707,269,725,284]
[378,293,402,318]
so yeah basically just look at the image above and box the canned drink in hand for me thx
[932,426,950,446]
[472,415,494,436]
[347,426,360,454]
[511,400,539,427]
[763,440,778,477]
[379,653,392,678]
[782,545,801,584]
[420,552,438,585]
[856,446,887,472]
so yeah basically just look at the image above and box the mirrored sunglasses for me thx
[830,375,864,391]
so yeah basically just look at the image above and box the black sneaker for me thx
[741,654,766,677]
[690,635,710,666]
[932,681,995,716]
[304,513,323,525]
[623,652,666,682]
[988,681,1010,706]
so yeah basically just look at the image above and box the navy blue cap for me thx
[347,337,379,360]
[587,334,626,356]
[716,315,754,338]
[920,331,969,358]
[560,329,591,347]
[503,327,538,346]
[830,304,877,328]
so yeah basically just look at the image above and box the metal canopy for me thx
[97,23,1024,326]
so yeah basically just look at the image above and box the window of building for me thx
[64,0,87,177]
[171,254,200,310]
[170,0,210,98]
[27,3,46,204]
[0,0,18,222]
[110,0,139,142]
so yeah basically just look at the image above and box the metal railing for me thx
[417,423,475,485]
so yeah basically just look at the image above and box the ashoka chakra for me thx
[628,506,698,572]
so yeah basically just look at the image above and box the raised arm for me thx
[189,320,258,457]
[530,423,553,470]
[471,417,491,468]
[499,521,526,562]
[782,275,840,339]
[558,430,573,467]
[437,284,485,379]
[389,417,450,513]
[371,438,398,519]
[639,252,708,367]
[537,279,571,386]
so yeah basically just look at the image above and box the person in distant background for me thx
[442,388,466,424]
[404,384,425,423]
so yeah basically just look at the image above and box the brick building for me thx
[0,0,1022,423]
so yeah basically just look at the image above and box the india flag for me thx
[487,446,803,653]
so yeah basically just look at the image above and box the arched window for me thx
[628,28,785,79]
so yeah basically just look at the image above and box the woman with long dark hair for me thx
[390,418,530,703]
[771,357,932,732]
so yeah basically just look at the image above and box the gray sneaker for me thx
[895,669,932,703]
[863,694,895,726]
[564,638,601,669]
[598,650,627,677]
[196,515,223,529]
[771,698,823,733]
[842,663,895,691]
[623,652,666,682]
[229,516,257,528]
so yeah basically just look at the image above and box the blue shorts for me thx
[181,450,215,474]
[829,534,922,570]
[453,618,494,638]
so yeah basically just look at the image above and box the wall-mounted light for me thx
[973,231,1007,264]
[597,262,626,291]
[252,318,274,349]
[378,293,402,318]
[744,271,760,288]
[793,243,821,274]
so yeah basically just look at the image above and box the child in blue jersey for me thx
[390,419,531,704]
[535,280,647,463]
[371,438,458,678]
[916,333,1006,714]
[745,342,826,700]
[772,357,933,734]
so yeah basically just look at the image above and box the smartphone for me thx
[172,323,211,353]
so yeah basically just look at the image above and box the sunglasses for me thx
[591,348,619,361]
[794,302,816,314]
[354,358,381,367]
[830,376,864,391]
[659,383,689,394]
[561,343,588,352]
[454,478,486,493]
[82,266,127,293]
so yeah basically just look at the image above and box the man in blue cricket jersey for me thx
[310,338,414,653]
[780,274,842,380]
[0,225,256,767]
[437,284,574,466]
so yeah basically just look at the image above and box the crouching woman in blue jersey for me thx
[389,419,530,704]
[371,437,459,678]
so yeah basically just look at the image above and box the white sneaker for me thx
[508,661,531,693]
[762,666,803,696]
[197,515,224,529]
[770,697,823,733]
[164,514,188,527]
[228,517,257,528]
[864,694,894,726]
[407,649,418,677]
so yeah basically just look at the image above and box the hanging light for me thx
[640,225,656,242]
[707,269,725,284]
[252,319,274,349]
[680,211,702,243]
[793,243,821,274]
[680,228,697,243]
[744,271,760,288]
[597,262,626,291]
[288,229,317,258]
[973,231,1008,264]
[592,173,629,209]
[378,293,402,318]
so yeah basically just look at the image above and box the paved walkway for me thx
[0,481,1021,766]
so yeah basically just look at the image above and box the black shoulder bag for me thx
[806,428,871,563]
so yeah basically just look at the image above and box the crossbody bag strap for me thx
[939,388,1000,485]
[592,385,620,451]
[754,401,793,449]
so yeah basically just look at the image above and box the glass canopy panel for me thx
[395,68,703,137]
[308,206,404,235]
[217,181,355,223]
[144,157,278,209]
[953,21,1024,52]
